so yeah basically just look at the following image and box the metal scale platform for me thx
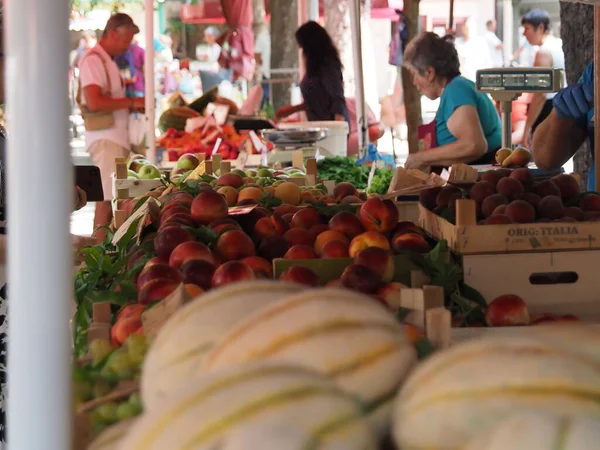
[262,128,333,165]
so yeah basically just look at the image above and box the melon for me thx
[393,336,600,450]
[464,413,600,450]
[158,107,200,133]
[141,281,306,410]
[120,361,376,450]
[201,288,417,436]
[87,419,136,450]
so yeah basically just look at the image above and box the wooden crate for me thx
[419,200,600,254]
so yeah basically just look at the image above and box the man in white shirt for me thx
[454,19,492,82]
[79,13,145,242]
[254,25,271,106]
[485,19,504,67]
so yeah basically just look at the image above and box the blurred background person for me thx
[454,18,492,82]
[485,19,504,67]
[204,26,222,63]
[254,24,271,108]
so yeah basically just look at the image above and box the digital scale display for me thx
[525,74,552,88]
[476,68,562,93]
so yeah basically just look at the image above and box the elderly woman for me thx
[402,32,502,170]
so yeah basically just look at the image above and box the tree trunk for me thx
[402,0,422,154]
[324,0,354,97]
[270,0,298,110]
[560,2,593,186]
[252,0,267,34]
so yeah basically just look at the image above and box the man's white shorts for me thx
[87,139,130,201]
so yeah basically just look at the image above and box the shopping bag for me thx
[129,112,147,147]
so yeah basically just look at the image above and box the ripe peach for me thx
[355,247,395,282]
[154,226,195,261]
[138,279,181,305]
[333,182,358,202]
[137,263,184,290]
[111,317,143,345]
[376,282,409,311]
[320,195,337,204]
[181,259,217,291]
[341,264,381,294]
[160,205,192,224]
[308,224,335,246]
[217,186,239,206]
[484,215,514,225]
[291,208,324,229]
[160,213,197,230]
[143,257,166,271]
[116,304,145,322]
[273,204,302,216]
[401,323,425,344]
[237,187,265,204]
[274,182,302,205]
[509,168,534,190]
[300,191,318,204]
[492,204,507,216]
[497,177,524,201]
[505,200,536,224]
[209,218,241,234]
[564,206,584,221]
[391,232,431,253]
[325,279,343,288]
[191,191,229,225]
[321,240,350,258]
[217,173,245,189]
[469,181,496,203]
[283,228,313,246]
[241,256,273,279]
[359,197,399,233]
[281,213,294,225]
[328,211,364,239]
[258,236,290,261]
[532,180,561,199]
[349,231,391,257]
[579,193,600,212]
[284,245,319,260]
[392,221,424,237]
[169,241,214,269]
[314,230,350,255]
[184,284,204,297]
[418,186,443,210]
[211,261,255,288]
[551,174,580,201]
[522,192,541,209]
[216,229,256,261]
[537,195,565,220]
[436,186,462,207]
[280,265,320,287]
[481,194,508,218]
[485,294,531,327]
[480,170,506,187]
[163,192,194,208]
[253,215,289,239]
[341,195,363,205]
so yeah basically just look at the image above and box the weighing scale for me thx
[476,67,565,148]
[262,128,334,165]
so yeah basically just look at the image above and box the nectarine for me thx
[391,232,430,253]
[333,182,358,202]
[191,191,229,225]
[211,261,256,288]
[341,264,381,294]
[217,173,244,189]
[154,226,194,261]
[169,241,215,269]
[216,229,256,261]
[359,197,399,233]
[253,214,289,239]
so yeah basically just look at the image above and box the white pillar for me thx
[145,0,157,164]
[307,0,319,22]
[349,0,369,153]
[502,0,514,66]
[6,0,73,448]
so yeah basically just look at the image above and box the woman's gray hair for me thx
[403,32,461,80]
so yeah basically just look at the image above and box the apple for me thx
[211,261,255,288]
[153,226,194,261]
[138,279,181,305]
[485,295,531,327]
[358,198,399,233]
[280,265,320,287]
[181,259,217,291]
[169,241,215,269]
[355,247,395,282]
[191,191,229,225]
[138,164,162,180]
[340,264,381,294]
[177,153,200,171]
[137,263,184,291]
[127,169,139,179]
[128,158,149,173]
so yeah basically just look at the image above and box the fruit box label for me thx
[228,204,258,216]
[505,225,580,238]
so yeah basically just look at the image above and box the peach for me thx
[237,199,259,206]
[419,186,443,210]
[280,265,320,287]
[138,279,181,305]
[258,236,290,261]
[160,213,197,229]
[308,224,333,245]
[480,170,507,187]
[551,174,580,201]
[291,208,324,229]
[436,186,462,207]
[217,186,239,206]
[217,173,245,189]
[509,168,534,190]
[469,181,496,203]
[355,247,395,282]
[359,197,399,233]
[160,206,192,225]
[235,206,272,234]
[111,317,143,345]
[116,304,145,322]
[376,282,409,311]
[273,204,302,216]
[492,204,507,216]
[522,192,541,209]
[181,259,217,291]
[154,226,195,261]
[532,180,561,199]
[341,195,363,205]
[191,191,229,225]
[505,200,536,224]
[143,257,166,271]
[161,200,190,215]
[169,241,215,269]
[485,294,531,327]
[127,249,146,273]
[579,193,600,212]
[530,313,560,325]
[253,214,289,239]
[333,182,358,201]
[241,256,273,279]
[300,192,318,204]
[341,264,381,294]
[484,215,514,225]
[320,195,337,204]
[481,194,508,218]
[314,230,350,255]
[322,240,350,258]
[211,261,256,288]
[216,229,256,261]
[282,213,294,225]
[391,232,430,253]
[274,182,302,205]
[564,206,584,221]
[209,218,241,234]
[284,245,319,260]
[349,231,391,257]
[537,195,565,220]
[325,279,343,288]
[163,192,194,208]
[284,228,314,247]
[184,284,204,297]
[401,323,425,344]
[392,221,424,237]
[237,187,265,204]
[497,177,524,201]
[137,263,184,291]
[328,211,364,239]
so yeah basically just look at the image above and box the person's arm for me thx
[405,105,487,168]
[532,110,587,170]
[275,103,305,120]
[512,120,527,145]
[523,50,554,142]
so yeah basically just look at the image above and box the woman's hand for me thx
[275,105,297,121]
[73,186,87,212]
[404,153,428,170]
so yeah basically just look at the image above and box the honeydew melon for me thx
[120,361,376,450]
[202,288,417,436]
[141,281,306,410]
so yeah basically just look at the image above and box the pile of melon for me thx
[88,281,600,450]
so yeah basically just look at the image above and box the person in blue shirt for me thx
[402,32,502,170]
[532,63,595,190]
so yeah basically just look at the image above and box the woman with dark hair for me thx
[402,32,501,170]
[275,21,349,126]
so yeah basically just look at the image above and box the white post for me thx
[298,0,308,25]
[145,0,157,164]
[502,0,514,66]
[307,0,319,22]
[6,0,73,448]
[349,0,369,154]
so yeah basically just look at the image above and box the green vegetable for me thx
[367,169,394,195]
[316,157,371,188]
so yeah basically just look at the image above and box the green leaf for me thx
[457,283,488,308]
[414,339,437,360]
[395,307,413,322]
[189,226,219,247]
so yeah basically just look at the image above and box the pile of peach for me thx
[420,169,599,225]
[127,187,432,311]
[484,294,579,327]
